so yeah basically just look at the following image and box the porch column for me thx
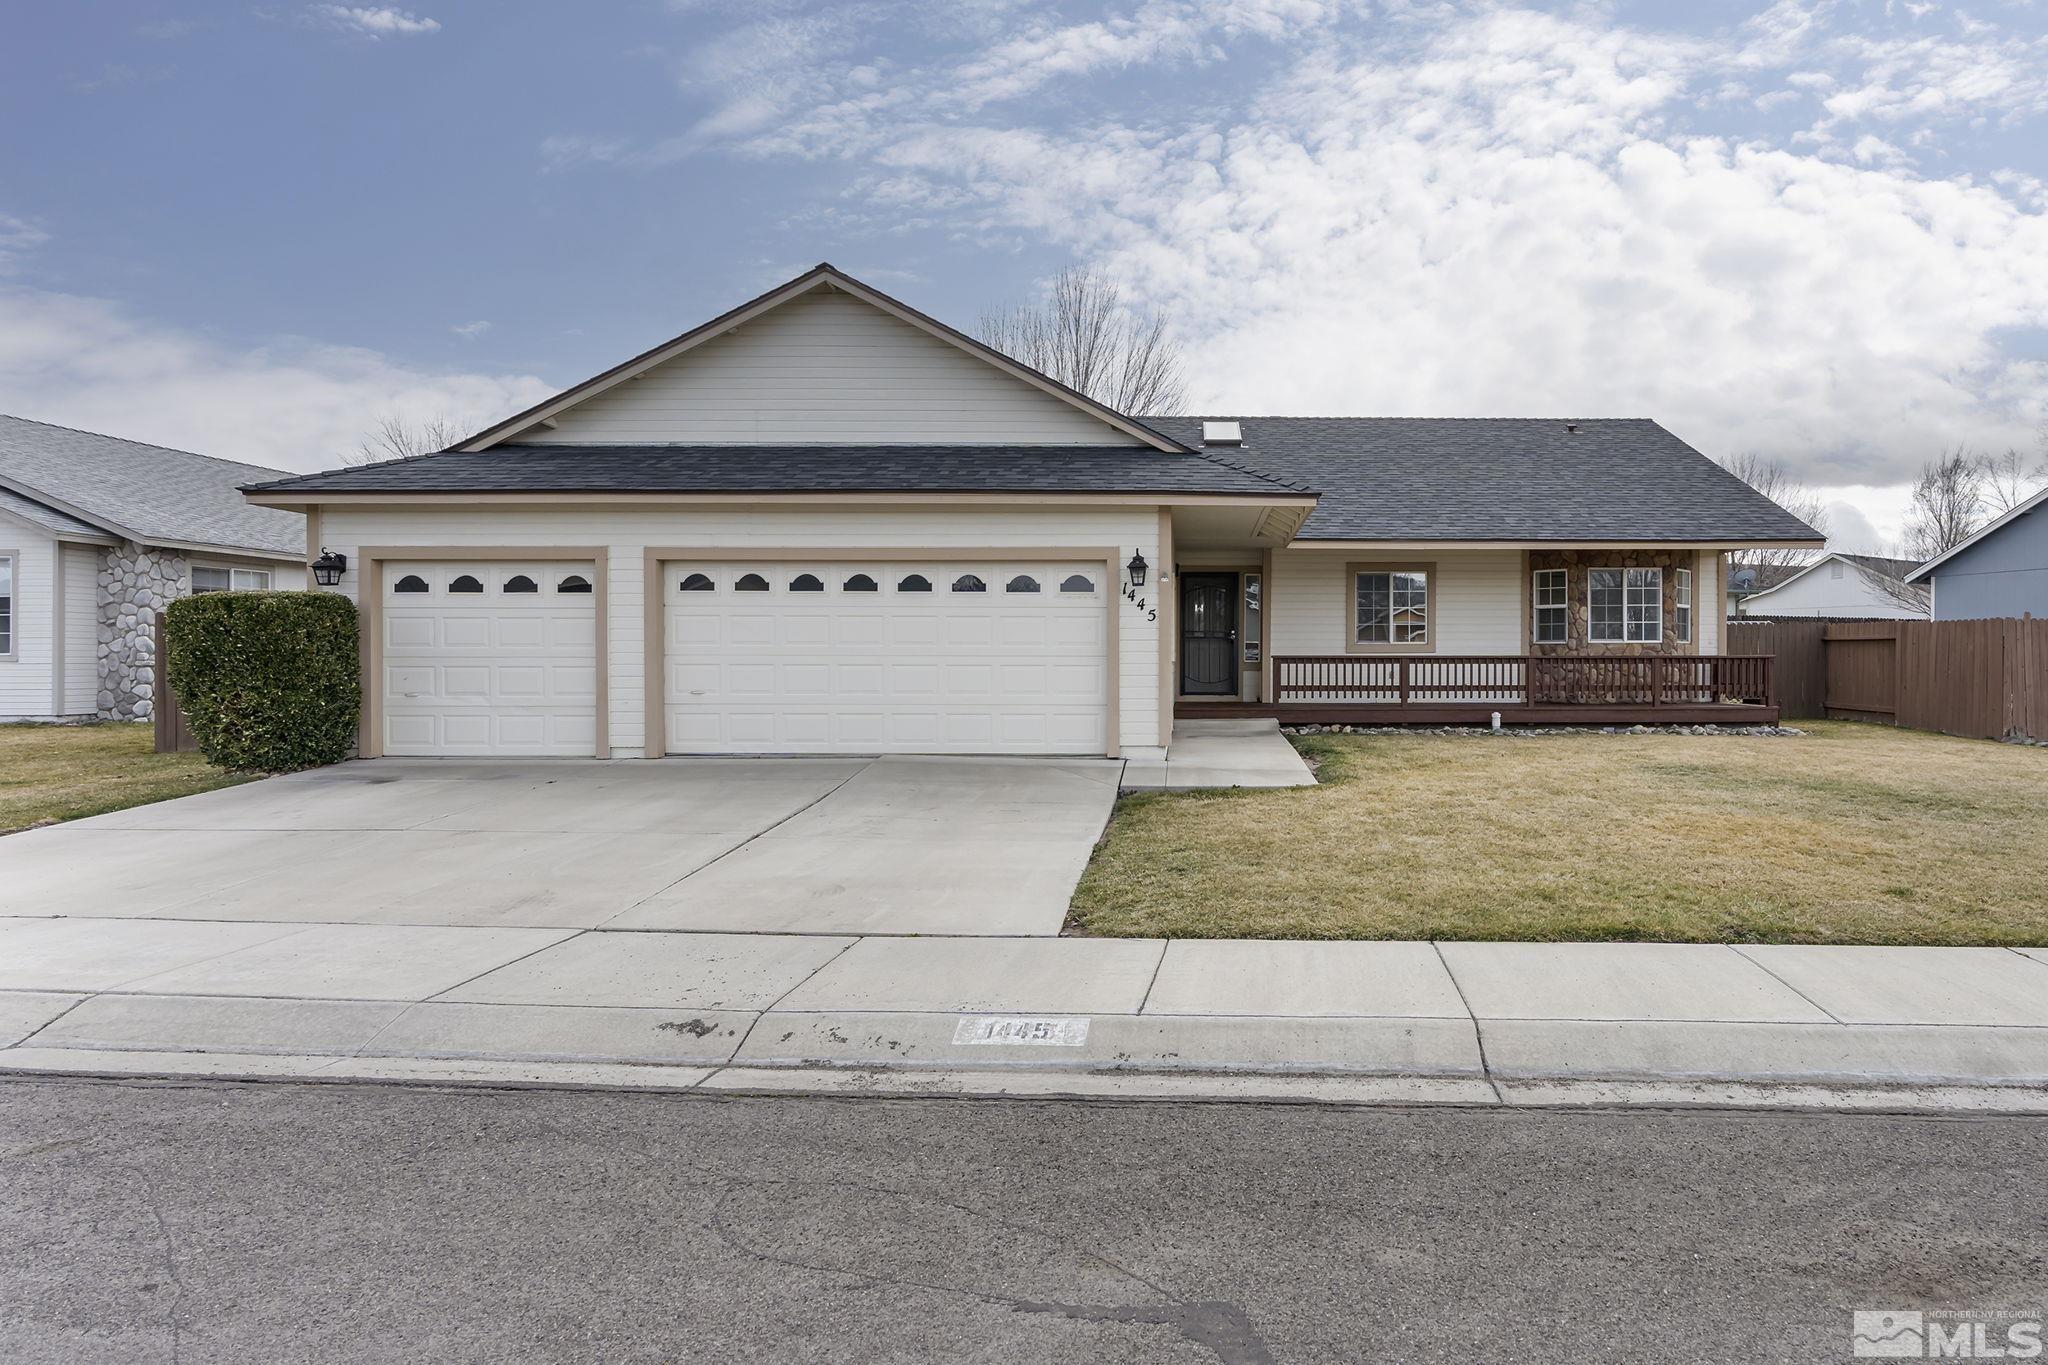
[1260,545,1274,704]
[1157,508,1175,747]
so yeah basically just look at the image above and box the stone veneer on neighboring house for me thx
[97,540,188,720]
[1528,548,1700,656]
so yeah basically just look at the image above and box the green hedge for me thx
[164,591,361,772]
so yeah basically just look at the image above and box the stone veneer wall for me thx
[1528,548,1699,656]
[97,541,188,720]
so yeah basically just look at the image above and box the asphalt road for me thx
[2,1077,2044,1364]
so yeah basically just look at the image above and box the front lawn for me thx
[1070,722,2048,945]
[0,723,248,835]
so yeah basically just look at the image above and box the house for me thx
[1904,487,2048,620]
[1732,552,1927,619]
[241,263,1820,759]
[1724,560,1800,617]
[0,416,307,722]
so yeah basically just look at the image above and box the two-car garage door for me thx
[662,560,1109,755]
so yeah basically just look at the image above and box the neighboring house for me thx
[1724,560,1799,617]
[1905,487,2048,620]
[1733,552,1927,619]
[243,263,1819,759]
[0,416,306,722]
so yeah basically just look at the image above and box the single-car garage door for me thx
[382,560,598,756]
[663,560,1109,755]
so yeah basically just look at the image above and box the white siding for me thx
[1269,548,1526,657]
[1739,558,1926,619]
[62,542,98,714]
[0,526,58,719]
[528,289,1144,447]
[315,505,1162,757]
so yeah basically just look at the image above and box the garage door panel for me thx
[663,560,1107,755]
[383,560,597,757]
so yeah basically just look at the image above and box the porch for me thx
[1175,653,1779,725]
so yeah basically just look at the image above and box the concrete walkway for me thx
[5,922,2047,1110]
[1122,719,1317,790]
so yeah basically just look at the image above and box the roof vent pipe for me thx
[1563,422,1581,434]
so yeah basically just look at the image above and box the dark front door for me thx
[1180,573,1239,695]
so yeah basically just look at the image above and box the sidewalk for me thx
[4,918,2047,1110]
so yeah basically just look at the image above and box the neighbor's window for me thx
[1532,568,1567,644]
[1675,568,1693,643]
[0,553,13,658]
[1354,568,1429,646]
[1589,567,1661,643]
[193,566,272,594]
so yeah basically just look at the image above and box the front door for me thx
[1179,573,1239,695]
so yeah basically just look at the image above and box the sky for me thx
[6,1,2048,551]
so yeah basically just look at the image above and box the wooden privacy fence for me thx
[151,617,199,754]
[1726,616,2048,741]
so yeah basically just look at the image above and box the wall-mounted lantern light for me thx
[311,549,348,587]
[1126,550,1149,588]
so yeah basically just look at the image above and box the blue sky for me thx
[6,1,2048,548]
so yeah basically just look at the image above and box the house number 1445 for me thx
[1124,582,1156,622]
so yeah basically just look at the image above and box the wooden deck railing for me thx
[1273,654,1774,708]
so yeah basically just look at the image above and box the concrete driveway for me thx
[0,757,1123,936]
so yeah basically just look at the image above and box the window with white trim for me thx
[193,566,273,593]
[1589,567,1662,643]
[1354,569,1428,645]
[1675,568,1693,643]
[1532,568,1567,644]
[0,553,13,658]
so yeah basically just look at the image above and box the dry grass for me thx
[0,723,247,835]
[1070,722,2048,945]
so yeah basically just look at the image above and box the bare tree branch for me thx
[978,266,1188,416]
[346,413,466,467]
[1713,452,1829,571]
[1977,445,2048,515]
[1904,444,1988,561]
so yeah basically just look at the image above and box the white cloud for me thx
[0,287,551,472]
[450,320,492,339]
[0,216,48,273]
[631,0,2048,488]
[313,6,442,39]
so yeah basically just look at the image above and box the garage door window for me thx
[1060,574,1095,593]
[449,575,484,594]
[557,574,594,594]
[1006,575,1040,593]
[394,574,430,594]
[679,573,714,592]
[898,574,932,592]
[504,575,538,593]
[735,573,769,592]
[790,573,825,592]
[952,574,986,593]
[843,574,878,592]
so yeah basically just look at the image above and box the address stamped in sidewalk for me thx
[952,1016,1091,1047]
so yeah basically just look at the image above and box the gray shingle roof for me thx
[243,444,1308,497]
[1837,553,1919,582]
[0,414,305,558]
[0,484,109,540]
[1147,417,1820,543]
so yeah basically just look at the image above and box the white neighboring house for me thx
[1734,552,1927,619]
[0,416,307,722]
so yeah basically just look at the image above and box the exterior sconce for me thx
[311,549,348,587]
[1126,551,1149,587]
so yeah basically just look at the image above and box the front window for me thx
[193,566,272,593]
[1676,568,1693,643]
[0,553,13,657]
[1532,568,1567,644]
[1589,567,1662,643]
[1355,569,1428,645]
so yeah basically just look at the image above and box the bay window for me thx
[1589,567,1661,644]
